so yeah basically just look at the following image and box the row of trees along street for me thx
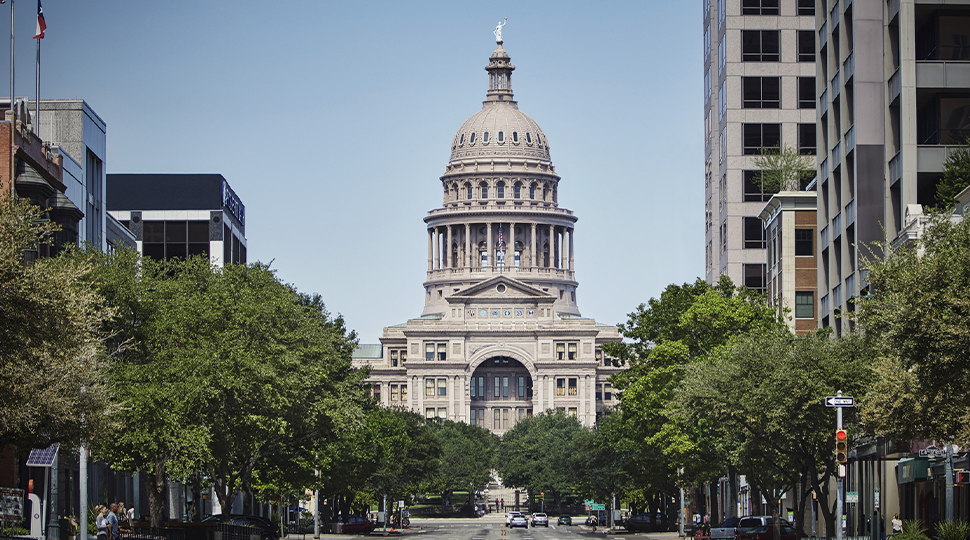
[2,140,969,538]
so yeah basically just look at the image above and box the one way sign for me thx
[825,396,855,407]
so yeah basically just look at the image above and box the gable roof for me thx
[446,275,556,305]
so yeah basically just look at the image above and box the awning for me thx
[896,457,930,484]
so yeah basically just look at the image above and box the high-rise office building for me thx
[703,0,819,290]
[815,0,970,332]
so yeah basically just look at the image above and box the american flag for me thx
[498,225,504,251]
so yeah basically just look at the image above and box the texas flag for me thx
[34,0,46,39]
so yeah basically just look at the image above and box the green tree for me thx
[755,145,815,193]
[495,411,586,511]
[935,138,970,209]
[84,252,367,526]
[0,197,114,451]
[603,276,785,516]
[858,214,970,444]
[677,330,876,538]
[427,419,498,509]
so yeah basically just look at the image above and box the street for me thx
[290,517,682,539]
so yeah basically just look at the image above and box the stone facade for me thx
[353,38,622,435]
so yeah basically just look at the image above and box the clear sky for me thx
[2,1,704,343]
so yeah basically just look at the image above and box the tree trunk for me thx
[729,466,740,518]
[188,471,202,522]
[145,456,168,528]
[241,482,253,515]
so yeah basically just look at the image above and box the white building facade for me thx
[353,38,622,435]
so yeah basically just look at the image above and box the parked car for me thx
[340,516,374,534]
[736,525,797,540]
[625,512,665,532]
[735,516,792,535]
[509,514,529,528]
[558,515,572,526]
[710,517,742,539]
[531,513,549,527]
[201,515,282,540]
[506,511,523,525]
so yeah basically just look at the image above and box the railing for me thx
[843,52,854,81]
[215,524,259,540]
[430,203,575,217]
[845,199,856,226]
[889,151,901,186]
[888,67,901,104]
[427,266,575,281]
[119,528,187,540]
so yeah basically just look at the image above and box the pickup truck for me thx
[709,517,741,540]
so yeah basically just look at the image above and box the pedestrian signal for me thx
[835,429,848,464]
[956,471,970,485]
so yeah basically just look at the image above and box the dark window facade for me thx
[743,77,780,109]
[798,30,815,62]
[798,77,816,109]
[798,0,815,16]
[742,0,779,15]
[744,170,773,202]
[744,263,767,293]
[795,228,814,256]
[142,220,210,261]
[795,291,815,318]
[744,217,766,249]
[743,123,781,154]
[742,30,780,62]
[799,123,817,155]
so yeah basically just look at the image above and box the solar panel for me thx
[25,443,59,467]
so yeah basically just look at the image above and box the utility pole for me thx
[836,392,844,540]
[946,444,954,521]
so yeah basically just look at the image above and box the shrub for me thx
[936,520,970,540]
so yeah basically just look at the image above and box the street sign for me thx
[0,487,24,522]
[846,492,858,504]
[592,504,606,511]
[919,446,947,458]
[825,396,855,407]
[874,488,880,509]
[397,501,405,508]
[584,499,594,505]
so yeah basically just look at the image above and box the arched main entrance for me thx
[468,356,534,433]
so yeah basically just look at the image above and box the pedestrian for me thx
[126,503,135,524]
[500,498,504,511]
[108,503,121,540]
[892,514,903,535]
[95,506,109,540]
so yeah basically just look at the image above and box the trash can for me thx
[331,523,342,534]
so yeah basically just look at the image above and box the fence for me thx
[118,527,187,540]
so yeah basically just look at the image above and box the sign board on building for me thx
[0,487,24,522]
[846,492,859,504]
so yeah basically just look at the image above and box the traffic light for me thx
[835,429,848,464]
[540,492,544,501]
[956,471,970,485]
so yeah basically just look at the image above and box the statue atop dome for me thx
[494,18,507,42]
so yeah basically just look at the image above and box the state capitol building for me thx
[352,33,622,435]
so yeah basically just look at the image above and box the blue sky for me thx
[2,1,704,343]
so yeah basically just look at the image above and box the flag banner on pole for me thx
[34,0,45,39]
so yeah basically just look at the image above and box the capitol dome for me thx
[448,42,552,163]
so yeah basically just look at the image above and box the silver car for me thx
[531,513,549,527]
[509,515,529,528]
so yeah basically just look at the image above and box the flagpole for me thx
[34,28,38,132]
[9,0,14,113]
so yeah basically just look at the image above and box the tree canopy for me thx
[858,213,970,444]
[0,197,113,451]
[934,138,970,209]
[755,145,816,193]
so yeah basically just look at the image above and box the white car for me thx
[531,513,549,527]
[506,512,523,525]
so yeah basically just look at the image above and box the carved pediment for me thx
[446,275,555,305]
